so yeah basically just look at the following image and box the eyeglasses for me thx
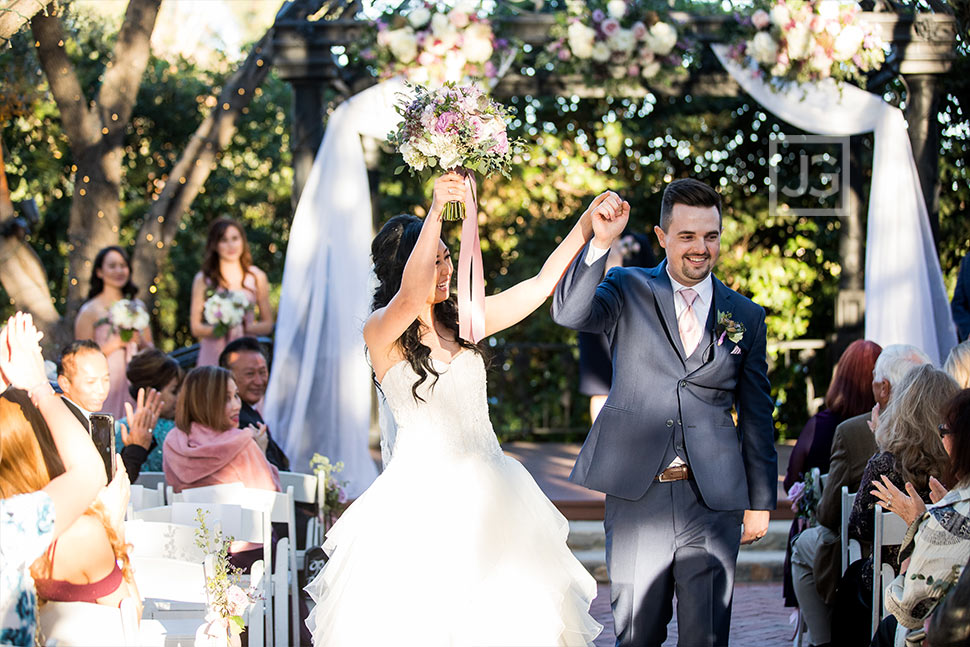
[938,423,951,439]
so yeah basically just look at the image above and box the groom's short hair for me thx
[659,178,722,232]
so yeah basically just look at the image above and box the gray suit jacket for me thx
[552,250,777,511]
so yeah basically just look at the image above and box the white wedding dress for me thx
[305,350,602,646]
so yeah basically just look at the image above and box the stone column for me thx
[290,80,325,210]
[903,73,942,246]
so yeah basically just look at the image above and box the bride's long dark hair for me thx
[371,214,485,401]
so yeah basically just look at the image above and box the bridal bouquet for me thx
[106,299,149,342]
[731,0,884,88]
[193,509,260,647]
[387,82,517,220]
[203,290,251,339]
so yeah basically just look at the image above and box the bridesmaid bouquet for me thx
[388,83,517,220]
[203,290,251,339]
[106,299,149,342]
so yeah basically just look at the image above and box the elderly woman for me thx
[868,389,970,646]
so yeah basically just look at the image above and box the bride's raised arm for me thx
[364,172,466,359]
[483,191,627,338]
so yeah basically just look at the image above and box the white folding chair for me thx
[279,470,323,551]
[126,482,166,519]
[38,598,139,646]
[840,486,862,576]
[126,518,206,563]
[872,503,909,635]
[172,484,296,646]
[135,471,168,496]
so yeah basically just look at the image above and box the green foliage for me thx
[0,4,292,350]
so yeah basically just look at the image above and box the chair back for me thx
[37,599,138,646]
[131,556,208,604]
[127,482,165,515]
[871,503,909,635]
[126,519,206,563]
[134,471,167,494]
[840,486,862,576]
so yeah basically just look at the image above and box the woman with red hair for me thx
[782,338,883,607]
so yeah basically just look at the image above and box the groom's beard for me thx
[679,255,714,281]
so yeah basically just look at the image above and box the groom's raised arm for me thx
[551,241,623,334]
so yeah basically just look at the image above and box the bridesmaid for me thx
[74,246,153,418]
[190,218,274,367]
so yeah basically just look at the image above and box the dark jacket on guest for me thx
[953,253,970,342]
[239,401,289,473]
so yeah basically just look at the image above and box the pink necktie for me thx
[678,288,702,356]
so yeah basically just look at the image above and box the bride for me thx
[305,171,625,646]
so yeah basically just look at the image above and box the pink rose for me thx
[418,51,435,66]
[631,21,647,40]
[435,111,460,133]
[601,18,620,37]
[558,47,571,61]
[450,11,470,28]
[752,9,771,30]
[226,586,250,617]
[488,129,509,155]
[483,60,496,77]
[628,64,640,76]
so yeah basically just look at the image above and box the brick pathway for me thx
[590,583,793,647]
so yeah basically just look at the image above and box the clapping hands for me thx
[120,387,163,450]
[0,312,49,393]
[585,191,630,248]
[246,422,270,453]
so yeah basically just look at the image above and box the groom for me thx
[553,179,777,646]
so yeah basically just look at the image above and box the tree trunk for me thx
[0,136,63,346]
[130,31,274,297]
[0,0,49,43]
[31,0,160,319]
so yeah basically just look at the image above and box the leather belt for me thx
[655,464,690,482]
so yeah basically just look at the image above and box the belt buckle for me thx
[658,465,687,482]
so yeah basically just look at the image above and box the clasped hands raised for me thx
[584,191,630,248]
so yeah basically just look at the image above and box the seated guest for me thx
[869,389,970,646]
[163,365,280,494]
[925,554,970,647]
[944,340,970,389]
[834,365,958,645]
[56,340,110,425]
[791,345,931,646]
[163,366,281,566]
[0,313,109,645]
[218,337,288,471]
[114,349,183,482]
[783,339,882,608]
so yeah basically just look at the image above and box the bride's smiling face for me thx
[429,240,453,304]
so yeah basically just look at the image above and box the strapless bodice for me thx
[379,351,502,460]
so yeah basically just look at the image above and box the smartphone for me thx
[89,413,116,481]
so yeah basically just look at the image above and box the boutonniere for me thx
[716,310,745,347]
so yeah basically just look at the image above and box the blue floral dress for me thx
[114,417,176,472]
[0,491,55,646]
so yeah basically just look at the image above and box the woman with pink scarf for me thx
[163,366,280,494]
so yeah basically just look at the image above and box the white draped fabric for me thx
[264,79,406,497]
[713,45,956,365]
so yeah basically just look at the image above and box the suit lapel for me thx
[649,261,688,365]
[688,275,736,379]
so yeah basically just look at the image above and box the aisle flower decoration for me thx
[541,0,689,90]
[387,82,519,220]
[193,509,260,647]
[729,0,885,88]
[357,1,509,86]
[310,453,349,531]
[787,468,822,529]
[202,289,251,339]
[102,299,150,342]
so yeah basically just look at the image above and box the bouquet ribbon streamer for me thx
[457,171,485,344]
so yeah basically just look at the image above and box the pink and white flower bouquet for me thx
[387,82,518,220]
[105,299,149,343]
[203,289,251,339]
[730,0,885,88]
[360,1,507,86]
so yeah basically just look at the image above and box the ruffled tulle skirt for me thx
[304,450,602,646]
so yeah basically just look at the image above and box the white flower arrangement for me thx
[106,299,149,342]
[202,290,251,339]
[730,0,885,88]
[542,1,688,88]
